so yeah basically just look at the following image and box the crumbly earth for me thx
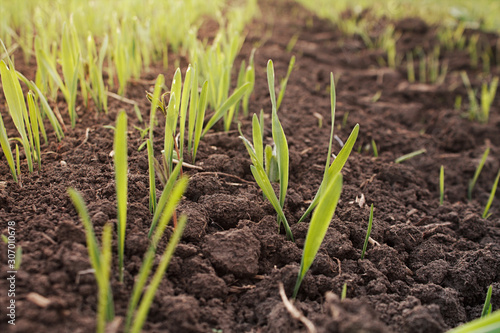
[1,1,499,332]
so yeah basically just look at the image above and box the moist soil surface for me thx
[1,1,500,332]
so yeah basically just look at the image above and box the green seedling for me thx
[148,161,184,238]
[0,112,17,182]
[202,82,252,136]
[395,148,426,164]
[239,119,294,241]
[268,60,290,234]
[298,74,359,223]
[70,116,188,333]
[482,169,500,219]
[242,49,256,117]
[482,285,493,318]
[35,36,79,128]
[410,47,447,85]
[126,177,188,333]
[26,91,42,169]
[187,63,199,153]
[468,34,480,69]
[178,64,193,159]
[224,61,246,131]
[68,189,115,328]
[293,172,343,298]
[468,147,490,200]
[238,60,294,240]
[438,22,466,51]
[114,111,128,282]
[371,139,378,157]
[461,72,498,123]
[440,165,445,205]
[15,144,20,177]
[341,283,347,300]
[480,77,498,123]
[371,90,382,103]
[134,126,149,140]
[446,309,500,333]
[16,70,64,142]
[146,139,156,213]
[96,224,112,333]
[86,33,108,113]
[192,80,209,163]
[277,56,296,111]
[0,53,35,174]
[361,204,374,260]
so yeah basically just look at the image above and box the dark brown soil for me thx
[1,1,499,332]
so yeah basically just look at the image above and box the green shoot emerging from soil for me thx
[67,189,115,329]
[461,72,499,123]
[481,285,493,318]
[292,73,358,298]
[371,139,378,157]
[341,283,347,300]
[469,147,490,200]
[482,169,500,219]
[114,111,128,282]
[293,172,343,299]
[395,148,426,164]
[361,204,374,260]
[447,310,500,333]
[239,60,294,241]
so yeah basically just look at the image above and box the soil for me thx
[1,1,500,332]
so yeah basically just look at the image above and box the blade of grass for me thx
[361,204,374,259]
[114,111,128,282]
[193,80,209,162]
[0,112,17,182]
[252,114,264,167]
[239,130,293,241]
[202,82,251,136]
[96,224,112,333]
[187,63,199,154]
[395,148,426,164]
[469,147,490,200]
[16,73,65,141]
[147,139,156,214]
[268,60,289,225]
[149,74,165,142]
[482,169,500,219]
[129,215,187,333]
[298,73,358,222]
[179,65,193,159]
[0,60,33,172]
[67,188,114,322]
[371,139,378,157]
[27,91,41,170]
[126,176,187,332]
[446,309,500,333]
[481,285,493,318]
[298,124,359,222]
[277,55,295,111]
[148,161,183,238]
[293,173,342,298]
